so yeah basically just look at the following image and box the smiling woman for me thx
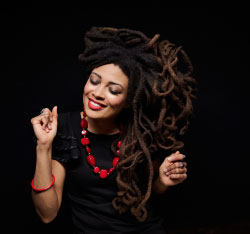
[83,64,129,130]
[30,27,197,234]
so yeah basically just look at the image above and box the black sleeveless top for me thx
[52,111,166,234]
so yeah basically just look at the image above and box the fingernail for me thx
[166,172,169,176]
[50,117,53,121]
[168,157,172,162]
[163,168,167,172]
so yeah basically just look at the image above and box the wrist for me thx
[36,144,52,160]
[156,175,167,187]
[36,142,52,151]
[153,175,168,194]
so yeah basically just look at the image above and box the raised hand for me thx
[31,106,58,146]
[158,151,187,187]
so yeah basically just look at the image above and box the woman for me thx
[31,27,196,234]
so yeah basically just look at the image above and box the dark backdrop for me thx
[9,7,250,233]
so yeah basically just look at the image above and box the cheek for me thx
[108,94,127,108]
[83,81,91,95]
[83,82,91,106]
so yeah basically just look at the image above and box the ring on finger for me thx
[40,108,46,115]
[180,162,184,168]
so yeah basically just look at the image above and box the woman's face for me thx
[83,63,129,121]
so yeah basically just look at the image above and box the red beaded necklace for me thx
[80,110,122,179]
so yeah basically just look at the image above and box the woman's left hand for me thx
[158,151,187,187]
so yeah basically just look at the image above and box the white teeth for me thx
[90,100,101,107]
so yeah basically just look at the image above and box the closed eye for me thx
[90,78,100,85]
[109,88,122,95]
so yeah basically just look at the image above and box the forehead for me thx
[92,64,128,86]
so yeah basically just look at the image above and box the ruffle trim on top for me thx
[52,111,81,164]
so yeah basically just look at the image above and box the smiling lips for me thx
[88,98,106,110]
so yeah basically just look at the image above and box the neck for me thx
[81,112,120,135]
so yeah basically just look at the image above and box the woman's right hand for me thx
[31,106,58,146]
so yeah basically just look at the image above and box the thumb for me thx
[52,106,58,121]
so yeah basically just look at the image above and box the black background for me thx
[8,7,250,233]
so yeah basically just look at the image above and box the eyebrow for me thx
[91,72,124,90]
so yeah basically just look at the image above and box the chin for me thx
[87,110,119,121]
[85,107,107,119]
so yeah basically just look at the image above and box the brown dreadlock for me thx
[78,27,197,222]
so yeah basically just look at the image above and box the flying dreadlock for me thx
[78,27,197,222]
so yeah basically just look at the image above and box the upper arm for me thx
[52,159,66,208]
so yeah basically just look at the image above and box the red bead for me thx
[117,141,121,148]
[79,115,123,179]
[87,155,96,167]
[81,129,87,135]
[99,169,108,178]
[112,157,119,167]
[93,167,100,173]
[81,137,90,146]
[109,167,115,174]
[85,146,91,153]
[83,111,87,117]
[81,118,88,129]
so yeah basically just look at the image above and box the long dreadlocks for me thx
[78,27,197,222]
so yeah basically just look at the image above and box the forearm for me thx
[152,176,168,195]
[32,144,59,223]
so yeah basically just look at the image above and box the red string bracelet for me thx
[31,174,55,192]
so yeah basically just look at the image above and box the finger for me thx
[165,167,187,176]
[41,108,50,116]
[47,110,53,127]
[52,106,58,122]
[165,161,187,172]
[169,173,187,180]
[167,152,186,163]
[48,122,52,130]
[49,112,53,122]
[41,108,51,122]
[162,151,180,167]
[41,115,50,130]
[164,162,187,173]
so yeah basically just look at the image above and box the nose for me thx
[92,86,105,100]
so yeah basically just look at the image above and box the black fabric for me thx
[52,111,166,234]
